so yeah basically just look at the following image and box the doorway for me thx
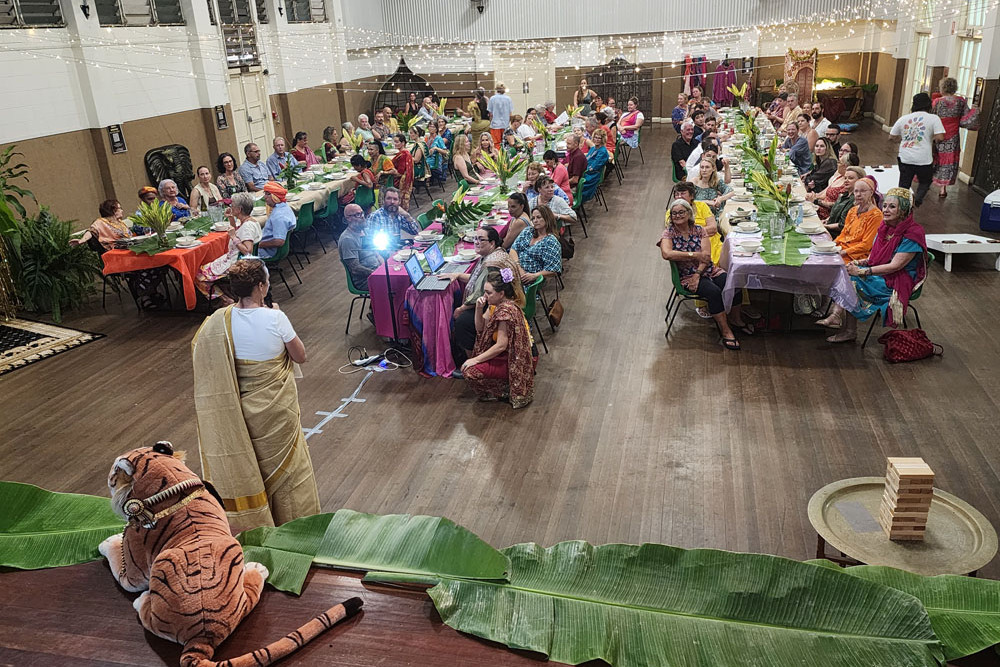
[493,50,554,117]
[228,68,273,152]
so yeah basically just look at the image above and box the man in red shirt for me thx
[564,134,588,191]
[543,101,557,124]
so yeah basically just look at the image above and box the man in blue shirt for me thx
[782,123,811,176]
[265,136,298,179]
[367,187,419,250]
[486,83,513,148]
[238,143,269,192]
[257,181,297,259]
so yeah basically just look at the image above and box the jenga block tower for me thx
[878,457,934,541]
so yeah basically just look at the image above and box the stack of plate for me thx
[811,239,839,254]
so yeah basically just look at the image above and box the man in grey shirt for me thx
[486,83,513,148]
[338,204,382,288]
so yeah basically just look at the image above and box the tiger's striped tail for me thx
[181,597,363,667]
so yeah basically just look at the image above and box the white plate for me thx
[212,224,230,232]
[174,240,202,248]
[733,227,760,235]
[732,196,752,202]
[306,183,325,190]
[735,244,764,254]
[811,247,839,254]
[796,226,824,235]
[444,255,476,264]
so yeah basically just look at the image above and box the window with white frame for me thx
[965,0,987,28]
[917,0,935,29]
[909,33,929,102]
[0,0,63,26]
[96,0,185,25]
[955,37,982,152]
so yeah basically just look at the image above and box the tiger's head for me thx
[108,441,198,521]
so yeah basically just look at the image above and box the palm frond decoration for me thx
[531,119,552,147]
[437,98,448,117]
[132,199,175,247]
[477,150,528,194]
[442,184,493,236]
[566,105,584,119]
[345,131,365,154]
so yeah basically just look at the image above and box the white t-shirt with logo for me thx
[890,111,945,166]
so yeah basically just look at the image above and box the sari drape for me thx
[866,213,927,327]
[192,306,320,534]
[392,149,414,210]
[465,300,534,408]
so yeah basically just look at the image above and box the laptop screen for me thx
[404,253,424,287]
[424,242,445,273]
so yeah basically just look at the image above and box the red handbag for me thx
[878,329,943,363]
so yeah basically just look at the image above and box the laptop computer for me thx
[424,242,447,274]
[404,253,451,291]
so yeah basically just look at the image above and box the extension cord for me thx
[352,354,384,367]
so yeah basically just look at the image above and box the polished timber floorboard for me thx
[2,122,1000,666]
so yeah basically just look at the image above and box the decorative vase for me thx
[156,231,170,248]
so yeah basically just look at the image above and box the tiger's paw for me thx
[132,590,149,614]
[244,561,269,581]
[98,533,122,563]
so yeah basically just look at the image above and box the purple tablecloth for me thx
[719,231,859,312]
[405,281,463,377]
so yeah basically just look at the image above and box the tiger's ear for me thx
[152,441,173,455]
[173,450,187,462]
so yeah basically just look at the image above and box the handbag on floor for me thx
[878,329,942,363]
[546,281,564,328]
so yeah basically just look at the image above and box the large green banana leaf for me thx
[425,541,943,667]
[238,509,509,594]
[0,481,123,569]
[836,565,1000,660]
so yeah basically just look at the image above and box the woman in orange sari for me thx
[390,133,414,210]
[461,268,535,409]
[833,175,882,264]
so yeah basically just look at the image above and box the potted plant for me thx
[0,146,35,321]
[132,200,174,248]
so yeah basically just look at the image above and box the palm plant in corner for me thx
[132,199,174,248]
[477,149,528,195]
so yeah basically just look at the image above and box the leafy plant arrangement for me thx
[477,149,528,195]
[565,104,583,119]
[531,119,552,147]
[9,480,1000,667]
[6,208,101,323]
[436,97,448,117]
[277,160,300,191]
[0,146,35,320]
[742,133,780,181]
[437,184,493,237]
[132,200,174,248]
[344,130,365,154]
[397,112,420,133]
[727,82,751,113]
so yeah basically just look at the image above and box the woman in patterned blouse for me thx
[658,198,749,350]
[511,204,562,284]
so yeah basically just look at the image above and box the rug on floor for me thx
[0,319,104,377]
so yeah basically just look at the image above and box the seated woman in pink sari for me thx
[461,268,535,408]
[825,188,927,344]
[618,97,645,148]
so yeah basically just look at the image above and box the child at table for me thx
[343,154,375,212]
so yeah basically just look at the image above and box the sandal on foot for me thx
[695,306,712,319]
[732,322,755,336]
[826,332,857,344]
[720,337,741,350]
[815,316,841,329]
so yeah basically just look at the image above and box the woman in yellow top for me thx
[367,139,398,192]
[70,199,133,250]
[834,176,882,264]
[466,98,491,136]
[664,182,721,263]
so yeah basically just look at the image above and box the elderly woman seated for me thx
[821,188,927,343]
[195,192,262,300]
[158,179,189,220]
[658,198,749,350]
[70,199,133,250]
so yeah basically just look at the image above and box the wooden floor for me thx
[2,122,1000,666]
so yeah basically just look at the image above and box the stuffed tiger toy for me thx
[98,441,362,667]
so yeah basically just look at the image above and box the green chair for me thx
[342,263,370,335]
[318,190,339,230]
[664,261,699,340]
[860,251,933,349]
[571,180,589,238]
[594,162,609,212]
[291,202,326,266]
[256,238,299,297]
[314,148,325,163]
[355,185,376,212]
[522,275,548,354]
[416,212,433,230]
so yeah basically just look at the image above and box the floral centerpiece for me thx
[132,200,175,248]
[436,184,493,238]
[476,149,528,195]
[727,82,751,114]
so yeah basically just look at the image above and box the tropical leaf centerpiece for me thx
[277,161,301,192]
[742,133,780,181]
[727,81,751,113]
[531,119,552,148]
[344,130,365,155]
[565,104,584,119]
[132,199,174,247]
[436,98,448,118]
[477,149,528,195]
[440,184,493,237]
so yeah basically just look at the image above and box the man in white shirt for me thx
[486,83,513,149]
[889,92,945,208]
[811,101,831,134]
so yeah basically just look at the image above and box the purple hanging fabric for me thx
[713,63,737,105]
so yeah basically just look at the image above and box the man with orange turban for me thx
[258,181,295,259]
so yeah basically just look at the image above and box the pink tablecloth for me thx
[719,231,859,312]
[405,281,463,377]
[366,217,509,340]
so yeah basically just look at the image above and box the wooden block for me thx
[887,459,934,477]
[882,490,933,510]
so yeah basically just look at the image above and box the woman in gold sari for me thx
[192,258,320,533]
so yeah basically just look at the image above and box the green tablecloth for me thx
[760,230,813,267]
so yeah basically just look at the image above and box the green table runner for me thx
[759,230,813,267]
[129,216,214,256]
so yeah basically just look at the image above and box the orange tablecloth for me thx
[101,232,229,310]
